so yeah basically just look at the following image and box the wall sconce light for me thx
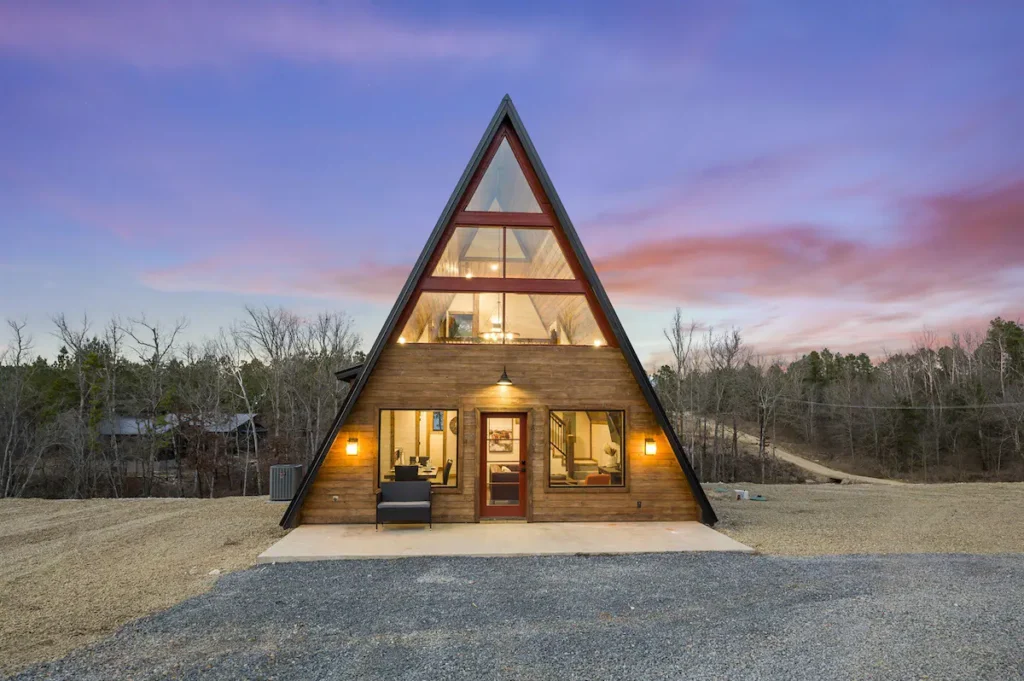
[398,336,407,344]
[593,339,603,347]
[345,438,359,456]
[496,366,513,386]
[644,438,657,456]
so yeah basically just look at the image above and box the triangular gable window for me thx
[465,138,542,213]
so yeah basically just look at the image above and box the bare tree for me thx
[663,309,697,446]
[125,315,187,494]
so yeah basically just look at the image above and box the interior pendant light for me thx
[496,366,513,386]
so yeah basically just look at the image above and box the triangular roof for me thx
[281,95,716,528]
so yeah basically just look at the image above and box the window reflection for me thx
[379,409,458,487]
[549,411,625,487]
[433,227,573,280]
[465,138,542,213]
[398,293,605,346]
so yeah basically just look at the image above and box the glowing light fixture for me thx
[490,263,500,272]
[644,438,657,456]
[465,272,473,279]
[345,438,359,456]
[398,336,407,344]
[593,339,603,347]
[496,366,513,386]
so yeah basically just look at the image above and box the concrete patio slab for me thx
[257,521,753,562]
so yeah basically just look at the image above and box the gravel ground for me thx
[3,484,1022,677]
[710,482,1024,555]
[0,497,285,676]
[8,553,1024,681]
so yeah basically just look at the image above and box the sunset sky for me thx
[2,1,1022,364]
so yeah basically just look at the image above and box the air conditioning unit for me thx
[269,464,304,501]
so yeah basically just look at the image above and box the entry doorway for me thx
[479,413,527,518]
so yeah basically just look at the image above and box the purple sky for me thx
[2,1,1023,363]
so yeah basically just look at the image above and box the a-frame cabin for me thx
[281,96,716,528]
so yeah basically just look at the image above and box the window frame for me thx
[376,407,461,492]
[396,122,617,348]
[546,408,628,491]
[397,291,607,346]
[431,225,574,281]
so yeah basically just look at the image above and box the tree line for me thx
[4,304,1022,499]
[0,307,362,498]
[653,310,1024,483]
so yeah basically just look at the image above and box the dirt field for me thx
[710,482,1024,555]
[0,497,285,676]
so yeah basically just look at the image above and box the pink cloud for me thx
[592,179,1024,305]
[136,178,1024,358]
[141,247,410,303]
[0,2,534,69]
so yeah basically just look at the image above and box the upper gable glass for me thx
[465,138,543,213]
[432,227,503,278]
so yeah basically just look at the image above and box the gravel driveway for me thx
[10,554,1024,681]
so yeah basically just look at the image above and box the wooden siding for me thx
[298,344,699,524]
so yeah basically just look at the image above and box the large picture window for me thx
[379,409,458,487]
[432,226,573,280]
[398,292,605,346]
[549,410,625,487]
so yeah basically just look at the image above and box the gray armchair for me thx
[376,481,431,529]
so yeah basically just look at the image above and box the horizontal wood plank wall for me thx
[299,344,698,524]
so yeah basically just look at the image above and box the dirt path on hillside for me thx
[731,430,906,485]
[688,414,905,485]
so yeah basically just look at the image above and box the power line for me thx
[777,397,1024,411]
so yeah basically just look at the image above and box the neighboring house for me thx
[97,417,176,438]
[280,96,716,528]
[98,414,262,439]
[98,414,263,471]
[173,413,264,441]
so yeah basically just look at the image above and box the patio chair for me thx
[376,481,431,529]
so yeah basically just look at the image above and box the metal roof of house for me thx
[98,417,175,436]
[98,414,257,436]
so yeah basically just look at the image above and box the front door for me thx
[479,413,527,518]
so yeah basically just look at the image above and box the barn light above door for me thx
[496,366,513,386]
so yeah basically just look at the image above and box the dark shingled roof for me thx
[280,95,717,528]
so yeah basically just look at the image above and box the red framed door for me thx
[479,413,527,518]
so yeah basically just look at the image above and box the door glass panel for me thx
[465,138,542,213]
[485,416,521,506]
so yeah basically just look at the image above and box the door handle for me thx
[520,461,526,467]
